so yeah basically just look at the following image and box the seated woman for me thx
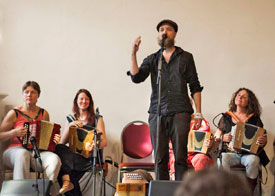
[187,119,214,171]
[169,118,214,179]
[214,87,269,193]
[0,81,61,196]
[55,89,107,196]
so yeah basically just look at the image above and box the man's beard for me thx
[157,37,175,48]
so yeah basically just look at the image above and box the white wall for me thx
[0,0,274,195]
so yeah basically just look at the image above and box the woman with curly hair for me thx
[214,88,269,194]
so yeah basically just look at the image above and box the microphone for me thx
[30,136,41,159]
[161,34,167,48]
[95,107,100,119]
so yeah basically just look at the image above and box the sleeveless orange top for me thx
[8,106,44,148]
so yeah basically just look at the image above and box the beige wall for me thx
[0,0,274,195]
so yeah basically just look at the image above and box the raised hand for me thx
[132,36,141,55]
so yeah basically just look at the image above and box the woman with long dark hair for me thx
[215,87,269,194]
[55,89,107,195]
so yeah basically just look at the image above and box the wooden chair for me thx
[230,164,262,196]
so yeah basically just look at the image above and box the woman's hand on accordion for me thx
[214,129,222,142]
[13,127,27,137]
[53,134,61,144]
[69,120,84,128]
[223,132,232,143]
[256,134,267,147]
[85,142,94,152]
[204,135,214,148]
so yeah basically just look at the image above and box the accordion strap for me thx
[224,111,254,153]
[14,108,44,121]
[225,111,254,123]
[14,108,44,147]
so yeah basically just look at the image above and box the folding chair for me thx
[118,121,154,182]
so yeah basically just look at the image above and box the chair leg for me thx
[103,172,106,196]
[255,165,262,196]
[254,173,262,196]
[118,168,121,183]
[98,170,104,196]
[247,177,257,196]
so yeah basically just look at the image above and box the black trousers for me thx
[55,144,92,196]
[149,112,191,181]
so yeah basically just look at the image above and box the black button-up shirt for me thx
[130,46,203,115]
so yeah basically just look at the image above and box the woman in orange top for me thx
[0,81,61,196]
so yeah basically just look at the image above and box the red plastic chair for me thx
[117,121,154,182]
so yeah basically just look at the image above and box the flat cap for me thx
[156,19,178,32]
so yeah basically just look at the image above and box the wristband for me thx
[194,113,203,119]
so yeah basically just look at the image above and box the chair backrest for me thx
[121,121,152,159]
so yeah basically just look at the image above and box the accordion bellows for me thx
[188,129,211,154]
[19,120,60,152]
[68,126,102,158]
[228,122,265,154]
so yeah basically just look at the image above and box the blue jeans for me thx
[218,152,260,179]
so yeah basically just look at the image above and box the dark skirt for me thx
[55,144,92,173]
[55,144,92,196]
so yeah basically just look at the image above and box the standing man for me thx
[128,19,203,180]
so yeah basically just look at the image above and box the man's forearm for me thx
[130,54,139,75]
[193,92,201,113]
